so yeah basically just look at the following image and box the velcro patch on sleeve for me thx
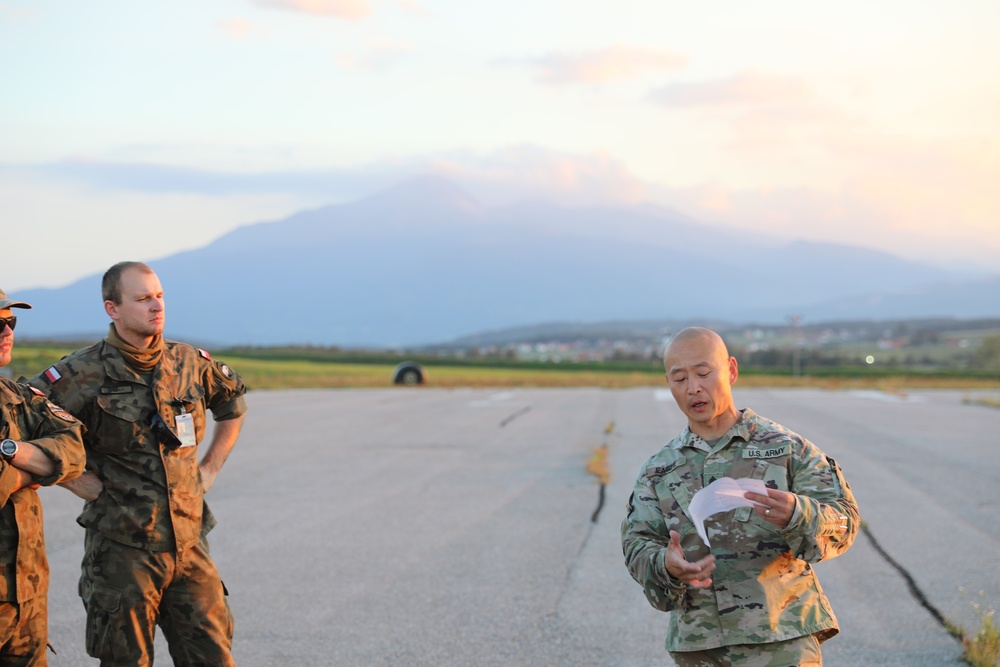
[43,366,62,384]
[47,401,77,422]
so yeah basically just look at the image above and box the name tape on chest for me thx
[742,444,791,459]
[100,384,134,395]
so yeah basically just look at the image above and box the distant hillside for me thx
[439,316,1000,350]
[15,176,1000,348]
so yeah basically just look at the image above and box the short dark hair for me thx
[102,261,154,304]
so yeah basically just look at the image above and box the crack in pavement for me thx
[499,406,531,427]
[861,523,964,644]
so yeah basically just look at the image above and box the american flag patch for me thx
[43,366,62,383]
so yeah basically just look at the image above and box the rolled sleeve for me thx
[0,461,20,507]
[23,390,87,486]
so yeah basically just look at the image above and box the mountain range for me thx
[15,176,1000,348]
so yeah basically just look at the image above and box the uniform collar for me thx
[101,339,179,384]
[673,408,759,452]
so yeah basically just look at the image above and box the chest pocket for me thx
[95,390,146,453]
[171,384,205,412]
[735,458,791,523]
[165,384,207,444]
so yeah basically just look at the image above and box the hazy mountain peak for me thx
[14,178,999,347]
[359,173,483,216]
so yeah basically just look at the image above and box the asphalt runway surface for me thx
[38,387,998,666]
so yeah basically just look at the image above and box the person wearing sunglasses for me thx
[0,288,86,665]
[27,263,247,667]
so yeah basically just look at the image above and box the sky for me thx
[3,0,1000,293]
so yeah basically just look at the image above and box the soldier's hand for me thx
[60,471,104,501]
[745,488,795,528]
[664,530,715,588]
[199,463,220,493]
[12,467,39,492]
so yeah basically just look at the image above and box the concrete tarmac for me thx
[38,387,998,665]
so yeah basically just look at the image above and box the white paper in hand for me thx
[688,477,769,548]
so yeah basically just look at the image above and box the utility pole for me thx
[788,314,802,378]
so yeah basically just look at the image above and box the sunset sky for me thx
[3,0,999,292]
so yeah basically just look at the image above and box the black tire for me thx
[393,362,425,386]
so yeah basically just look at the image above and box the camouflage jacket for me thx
[621,408,859,652]
[0,377,86,602]
[29,340,247,552]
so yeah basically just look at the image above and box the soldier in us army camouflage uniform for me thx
[28,262,247,667]
[622,327,859,667]
[0,288,86,666]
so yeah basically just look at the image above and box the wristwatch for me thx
[0,438,18,461]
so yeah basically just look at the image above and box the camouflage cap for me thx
[0,288,32,310]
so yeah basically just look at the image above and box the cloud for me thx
[1,159,398,199]
[526,45,689,85]
[253,0,371,20]
[9,139,999,273]
[835,134,1000,242]
[0,3,33,20]
[396,0,431,15]
[650,134,1000,271]
[650,69,814,108]
[217,19,256,38]
[422,146,647,206]
[0,174,311,292]
[337,39,414,70]
[3,148,645,208]
[649,69,853,163]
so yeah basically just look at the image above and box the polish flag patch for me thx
[43,366,62,383]
[198,349,212,361]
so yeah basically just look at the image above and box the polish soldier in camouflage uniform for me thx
[621,327,859,667]
[28,263,247,667]
[0,289,86,666]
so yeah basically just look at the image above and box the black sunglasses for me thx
[148,412,183,450]
[0,316,16,333]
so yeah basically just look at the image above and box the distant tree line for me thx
[974,334,1000,370]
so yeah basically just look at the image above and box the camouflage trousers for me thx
[0,596,48,667]
[80,531,234,667]
[670,634,823,667]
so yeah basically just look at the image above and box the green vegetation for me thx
[8,341,1000,391]
[974,335,1000,371]
[961,597,1000,667]
[727,323,1000,374]
[964,396,1000,410]
[2,344,76,383]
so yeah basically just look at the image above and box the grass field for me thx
[8,344,1000,393]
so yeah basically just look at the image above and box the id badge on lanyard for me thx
[175,412,197,448]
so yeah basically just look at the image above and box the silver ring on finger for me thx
[765,508,771,516]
